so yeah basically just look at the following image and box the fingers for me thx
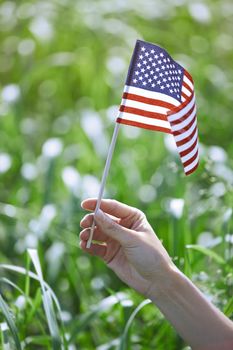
[81,198,141,220]
[80,227,109,243]
[79,239,107,259]
[80,213,118,229]
[94,208,136,245]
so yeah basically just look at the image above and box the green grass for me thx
[0,0,233,349]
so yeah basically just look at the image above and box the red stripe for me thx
[116,118,172,134]
[185,160,199,176]
[170,103,195,125]
[183,149,199,168]
[173,113,196,136]
[180,136,198,158]
[184,70,194,84]
[167,92,194,115]
[119,105,168,121]
[181,92,189,100]
[176,125,197,147]
[122,93,176,110]
[182,81,193,93]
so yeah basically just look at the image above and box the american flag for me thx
[116,40,199,176]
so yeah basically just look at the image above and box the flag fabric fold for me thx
[116,39,199,175]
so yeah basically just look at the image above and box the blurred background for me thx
[0,0,233,349]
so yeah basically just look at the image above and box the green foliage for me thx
[0,0,233,349]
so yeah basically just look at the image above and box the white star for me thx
[146,65,151,70]
[161,85,165,90]
[141,47,146,51]
[163,59,167,63]
[148,78,152,83]
[143,60,147,65]
[168,77,172,81]
[152,83,155,87]
[158,60,162,64]
[154,54,158,59]
[163,78,167,82]
[170,89,173,93]
[135,71,139,75]
[142,81,147,86]
[178,69,182,74]
[157,80,161,85]
[161,65,165,70]
[165,71,169,76]
[160,53,164,57]
[153,75,158,80]
[177,76,181,81]
[174,88,177,92]
[137,63,141,68]
[145,52,149,57]
[152,63,156,67]
[141,68,145,73]
[159,72,164,77]
[166,83,170,88]
[167,58,170,62]
[177,94,179,98]
[171,82,174,86]
[145,73,149,78]
[139,76,143,81]
[139,55,143,60]
[133,79,138,83]
[151,49,155,54]
[156,67,160,72]
[149,57,153,62]
[150,70,154,75]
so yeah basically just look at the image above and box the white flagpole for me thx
[86,122,120,248]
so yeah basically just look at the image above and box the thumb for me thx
[95,209,135,245]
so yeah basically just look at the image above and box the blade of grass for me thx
[119,299,151,350]
[186,244,226,265]
[27,249,62,350]
[0,294,22,350]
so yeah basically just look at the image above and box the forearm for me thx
[149,267,233,350]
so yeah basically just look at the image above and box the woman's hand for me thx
[79,198,176,298]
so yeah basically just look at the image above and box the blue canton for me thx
[126,40,184,102]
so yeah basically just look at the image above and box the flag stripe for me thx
[122,92,176,110]
[181,141,198,163]
[168,93,195,118]
[183,81,193,93]
[184,70,194,85]
[182,86,192,97]
[183,149,199,168]
[173,113,196,136]
[176,128,198,152]
[116,117,172,134]
[119,105,168,121]
[171,103,196,125]
[124,85,180,106]
[170,108,196,132]
[117,112,171,130]
[121,98,170,115]
[180,136,198,157]
[176,123,197,145]
[185,159,199,175]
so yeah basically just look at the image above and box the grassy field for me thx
[0,0,233,349]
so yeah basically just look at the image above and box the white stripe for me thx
[184,75,194,91]
[181,86,191,96]
[174,118,197,142]
[177,129,198,152]
[121,98,170,115]
[184,153,199,173]
[170,106,196,132]
[181,96,185,102]
[124,85,180,107]
[181,142,198,163]
[168,94,195,122]
[118,112,171,130]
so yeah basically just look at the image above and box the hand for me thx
[80,198,176,298]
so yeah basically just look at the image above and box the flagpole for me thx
[86,122,120,248]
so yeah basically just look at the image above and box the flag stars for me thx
[152,62,156,67]
[149,57,153,62]
[133,79,138,83]
[160,53,164,57]
[139,76,143,81]
[143,60,147,65]
[146,65,151,70]
[160,85,165,90]
[151,83,155,87]
[159,72,164,77]
[145,73,149,78]
[142,81,147,86]
[141,46,146,51]
[141,68,145,73]
[135,71,139,75]
[156,67,160,72]
[139,55,143,60]
[137,63,141,68]
[151,49,155,54]
[158,60,162,64]
[145,52,149,57]
[150,70,154,75]
[148,78,152,83]
[154,54,158,59]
